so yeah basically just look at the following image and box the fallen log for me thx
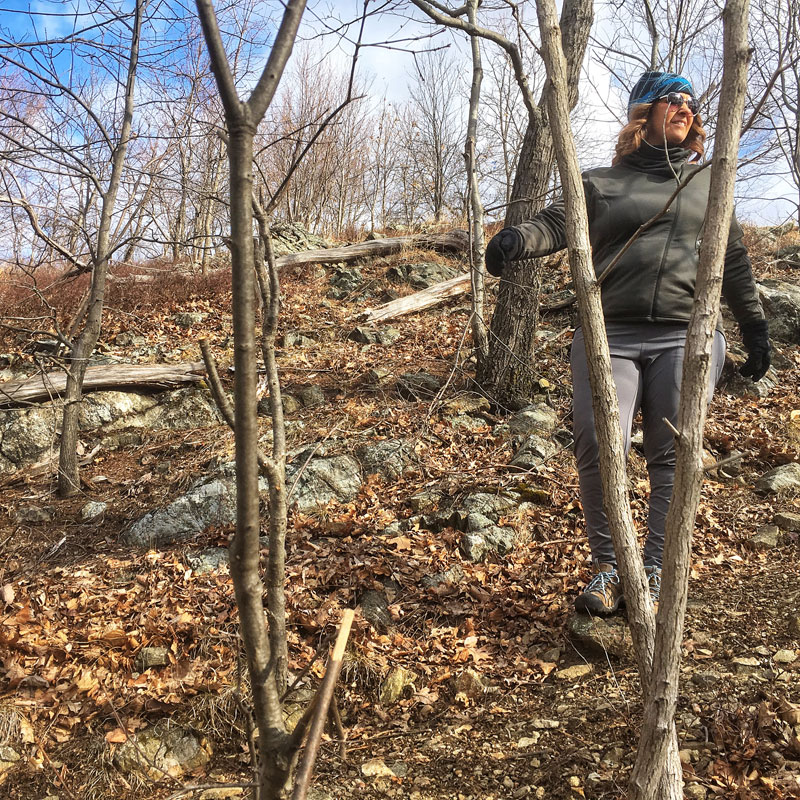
[359,272,471,323]
[0,361,206,407]
[276,229,469,268]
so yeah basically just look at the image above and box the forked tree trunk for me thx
[629,2,751,796]
[476,0,592,406]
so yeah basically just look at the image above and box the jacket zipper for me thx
[650,167,682,319]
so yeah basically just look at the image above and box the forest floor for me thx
[1,227,799,800]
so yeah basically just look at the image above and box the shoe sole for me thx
[574,593,625,615]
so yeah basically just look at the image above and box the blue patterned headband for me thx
[628,71,694,114]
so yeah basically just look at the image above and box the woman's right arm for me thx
[485,178,594,276]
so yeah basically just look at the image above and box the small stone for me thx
[80,501,108,521]
[555,664,594,681]
[297,385,325,408]
[361,758,394,778]
[517,735,541,748]
[568,613,634,660]
[379,666,417,705]
[773,649,797,664]
[359,590,391,633]
[366,367,393,386]
[756,463,800,495]
[568,776,581,787]
[789,614,800,637]
[685,783,707,799]
[691,671,720,688]
[452,667,488,699]
[747,525,782,550]
[529,719,560,729]
[774,512,800,532]
[172,311,205,328]
[282,395,301,414]
[186,548,228,574]
[14,506,54,524]
[135,647,170,671]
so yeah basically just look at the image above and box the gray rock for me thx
[360,590,391,633]
[460,525,515,561]
[498,403,559,438]
[114,722,211,780]
[774,512,800,532]
[747,525,782,550]
[125,478,236,547]
[388,261,459,289]
[461,491,518,521]
[270,223,330,256]
[186,548,229,574]
[379,666,417,704]
[172,312,206,328]
[510,434,558,470]
[691,671,721,688]
[568,614,634,660]
[441,394,491,417]
[80,501,107,521]
[466,512,494,532]
[452,667,488,698]
[355,439,412,480]
[0,744,20,779]
[88,388,222,434]
[286,454,362,513]
[0,405,61,473]
[758,279,800,343]
[14,505,55,524]
[328,266,363,299]
[380,521,404,538]
[720,351,777,397]
[348,326,401,346]
[421,563,465,588]
[297,385,325,408]
[279,331,316,348]
[776,243,800,268]
[135,646,170,671]
[756,463,800,495]
[397,372,443,401]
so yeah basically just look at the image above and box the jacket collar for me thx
[620,140,692,176]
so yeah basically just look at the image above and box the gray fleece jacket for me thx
[504,141,764,327]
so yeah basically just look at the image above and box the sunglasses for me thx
[658,92,700,115]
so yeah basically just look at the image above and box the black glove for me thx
[739,319,772,381]
[485,227,524,277]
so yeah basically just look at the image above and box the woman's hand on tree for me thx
[485,227,524,277]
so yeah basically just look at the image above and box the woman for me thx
[485,71,771,615]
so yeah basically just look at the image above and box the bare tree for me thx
[0,0,147,495]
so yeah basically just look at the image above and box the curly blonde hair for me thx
[612,102,706,165]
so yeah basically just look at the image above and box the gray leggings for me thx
[570,323,726,567]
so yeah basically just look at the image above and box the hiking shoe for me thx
[575,563,624,615]
[645,565,662,612]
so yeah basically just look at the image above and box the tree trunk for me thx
[477,0,592,406]
[465,0,488,361]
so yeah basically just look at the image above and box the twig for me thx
[290,609,355,800]
[199,337,271,473]
[663,417,681,439]
[703,450,743,474]
[329,697,347,759]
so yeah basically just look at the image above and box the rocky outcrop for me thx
[759,279,800,343]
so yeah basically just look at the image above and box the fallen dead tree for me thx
[0,361,206,406]
[360,272,471,323]
[277,229,469,268]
